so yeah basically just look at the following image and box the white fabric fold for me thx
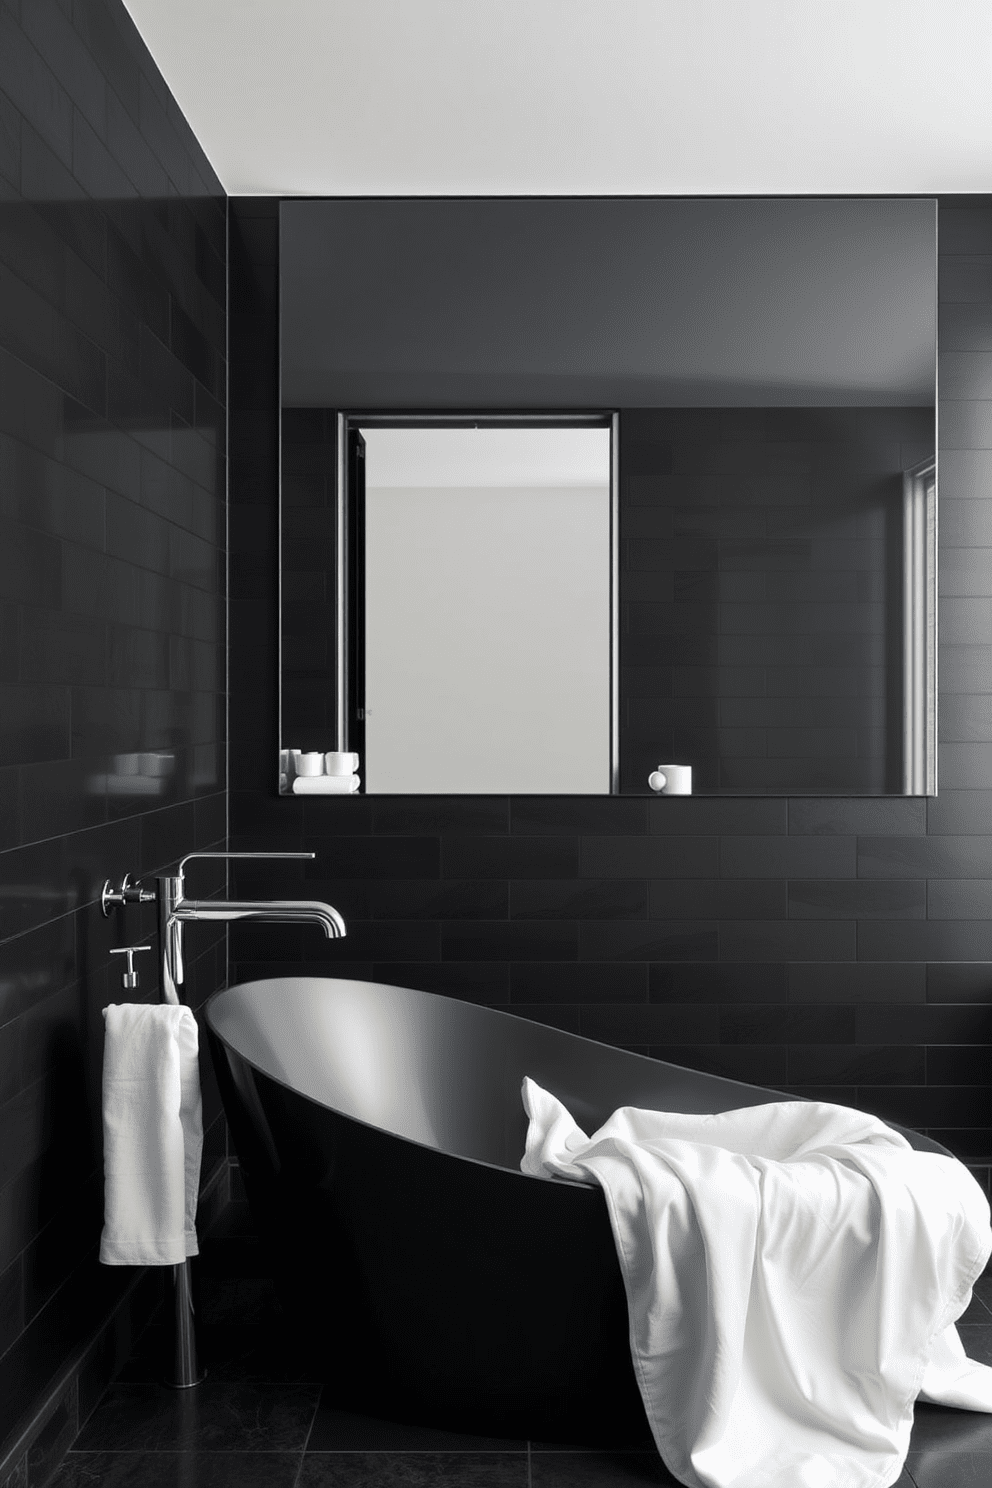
[292,774,360,794]
[100,1003,203,1266]
[520,1077,992,1488]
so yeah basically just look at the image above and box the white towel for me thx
[100,1003,203,1266]
[521,1077,992,1488]
[292,774,360,794]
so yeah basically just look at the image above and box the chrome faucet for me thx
[157,852,346,1004]
[103,851,346,1005]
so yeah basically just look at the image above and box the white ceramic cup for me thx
[648,764,692,795]
[295,751,325,777]
[325,751,361,776]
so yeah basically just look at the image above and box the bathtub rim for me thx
[204,975,949,1178]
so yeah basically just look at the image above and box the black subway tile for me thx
[650,962,787,1004]
[927,964,992,1004]
[442,835,577,880]
[580,1002,718,1047]
[580,920,718,963]
[441,921,577,963]
[650,878,785,919]
[511,879,646,920]
[511,797,647,835]
[856,1003,992,1044]
[720,921,856,962]
[788,879,926,919]
[858,921,992,962]
[858,836,992,879]
[660,1044,788,1088]
[300,836,439,880]
[927,1047,992,1084]
[648,797,787,835]
[371,879,506,920]
[721,1004,856,1045]
[788,798,926,835]
[788,962,925,1004]
[787,1044,925,1085]
[580,835,717,879]
[511,962,647,1005]
[720,835,855,878]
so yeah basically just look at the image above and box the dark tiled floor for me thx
[50,1202,992,1488]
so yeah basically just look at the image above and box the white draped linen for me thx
[521,1077,992,1488]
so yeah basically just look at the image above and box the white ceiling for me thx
[121,0,992,197]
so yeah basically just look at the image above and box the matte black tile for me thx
[721,1003,856,1045]
[580,1003,718,1046]
[298,1454,528,1487]
[372,799,509,836]
[720,921,856,962]
[372,880,506,920]
[858,922,992,963]
[649,879,784,919]
[789,962,926,1004]
[646,797,786,835]
[788,1043,925,1085]
[720,835,855,878]
[927,964,992,1004]
[650,962,787,1003]
[511,962,647,1005]
[657,1044,788,1088]
[512,798,647,835]
[299,837,439,880]
[856,1004,992,1044]
[50,1454,302,1488]
[927,880,992,919]
[788,879,926,919]
[74,1382,321,1452]
[788,798,927,835]
[441,921,577,962]
[442,836,577,880]
[928,1047,992,1084]
[580,921,718,963]
[512,880,647,920]
[579,837,717,879]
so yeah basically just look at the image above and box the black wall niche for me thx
[0,0,227,1469]
[231,200,992,1203]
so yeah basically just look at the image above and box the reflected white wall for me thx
[363,426,611,794]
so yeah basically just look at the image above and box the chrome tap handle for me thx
[101,872,157,917]
[109,943,152,991]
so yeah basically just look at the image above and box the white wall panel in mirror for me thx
[362,426,612,794]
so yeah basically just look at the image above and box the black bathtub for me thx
[206,976,949,1443]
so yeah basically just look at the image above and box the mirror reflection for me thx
[279,197,937,796]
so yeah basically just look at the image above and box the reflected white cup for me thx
[325,751,360,776]
[295,751,326,777]
[648,764,692,795]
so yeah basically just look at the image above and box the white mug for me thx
[325,751,360,776]
[295,751,325,777]
[648,764,692,795]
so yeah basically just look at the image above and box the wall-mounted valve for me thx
[109,944,152,991]
[101,873,156,916]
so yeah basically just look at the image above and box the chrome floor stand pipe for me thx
[166,1259,204,1388]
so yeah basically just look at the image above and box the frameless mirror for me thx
[279,198,936,796]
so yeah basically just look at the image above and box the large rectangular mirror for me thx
[279,198,936,796]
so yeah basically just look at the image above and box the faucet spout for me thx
[155,852,347,1003]
[176,898,347,939]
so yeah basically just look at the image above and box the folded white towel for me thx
[292,774,360,794]
[521,1078,992,1488]
[100,1003,203,1266]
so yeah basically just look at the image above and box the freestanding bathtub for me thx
[206,976,950,1443]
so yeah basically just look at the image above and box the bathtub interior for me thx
[206,976,949,1170]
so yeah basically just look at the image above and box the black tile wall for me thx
[0,0,227,1456]
[229,196,992,1182]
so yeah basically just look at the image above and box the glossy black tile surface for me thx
[0,0,227,1473]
